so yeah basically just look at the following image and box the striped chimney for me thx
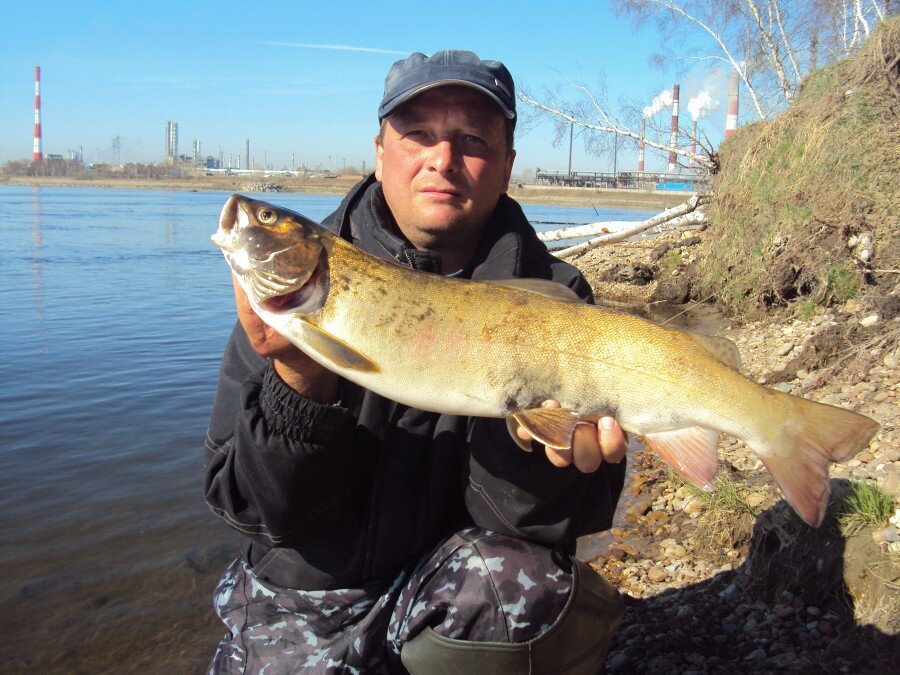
[690,120,697,168]
[668,84,679,172]
[725,69,739,139]
[638,118,645,173]
[33,66,43,162]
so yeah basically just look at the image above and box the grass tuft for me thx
[837,480,895,536]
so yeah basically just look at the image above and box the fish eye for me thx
[258,208,276,223]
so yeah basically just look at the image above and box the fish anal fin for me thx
[298,320,380,374]
[512,408,580,450]
[489,278,582,303]
[642,427,720,491]
[686,332,742,370]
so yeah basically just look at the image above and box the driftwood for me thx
[539,220,656,243]
[553,197,705,259]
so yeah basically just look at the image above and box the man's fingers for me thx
[545,446,573,468]
[572,422,603,473]
[599,417,628,464]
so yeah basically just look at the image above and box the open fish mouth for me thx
[258,259,327,314]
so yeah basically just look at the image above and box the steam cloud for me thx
[642,89,673,118]
[687,90,720,121]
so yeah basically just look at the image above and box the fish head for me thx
[212,194,329,316]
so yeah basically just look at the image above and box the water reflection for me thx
[30,186,46,333]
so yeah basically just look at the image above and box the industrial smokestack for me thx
[638,118,645,173]
[668,84,679,172]
[245,139,250,170]
[725,69,739,139]
[33,66,43,162]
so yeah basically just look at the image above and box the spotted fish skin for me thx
[213,194,880,527]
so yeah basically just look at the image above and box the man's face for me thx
[374,86,515,254]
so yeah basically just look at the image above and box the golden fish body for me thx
[213,194,879,527]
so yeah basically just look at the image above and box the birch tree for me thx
[518,1,890,172]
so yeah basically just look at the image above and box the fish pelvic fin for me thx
[298,320,380,374]
[642,427,720,491]
[511,407,580,450]
[506,416,535,452]
[760,396,880,527]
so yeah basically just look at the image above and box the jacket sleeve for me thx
[465,419,626,545]
[464,256,626,546]
[204,322,359,546]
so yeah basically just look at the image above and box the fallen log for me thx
[553,198,705,259]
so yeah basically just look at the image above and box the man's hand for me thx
[232,275,339,402]
[516,400,627,473]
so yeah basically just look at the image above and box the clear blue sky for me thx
[0,1,730,174]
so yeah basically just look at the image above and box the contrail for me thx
[261,41,408,55]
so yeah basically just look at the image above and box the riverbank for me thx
[0,174,686,210]
[569,230,898,673]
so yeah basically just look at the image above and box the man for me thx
[206,50,627,673]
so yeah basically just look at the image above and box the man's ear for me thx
[502,149,516,194]
[374,136,384,182]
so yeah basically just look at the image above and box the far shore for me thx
[1,174,689,211]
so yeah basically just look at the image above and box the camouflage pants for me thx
[209,528,622,674]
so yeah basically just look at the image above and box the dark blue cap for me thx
[378,50,516,123]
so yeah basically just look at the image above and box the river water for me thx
[0,185,657,671]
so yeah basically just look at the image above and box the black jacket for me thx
[205,176,626,590]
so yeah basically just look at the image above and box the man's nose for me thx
[425,139,459,172]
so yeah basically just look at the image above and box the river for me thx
[0,185,658,671]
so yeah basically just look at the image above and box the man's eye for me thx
[464,135,487,146]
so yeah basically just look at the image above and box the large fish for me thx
[212,194,879,527]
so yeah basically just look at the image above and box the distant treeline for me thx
[2,159,192,179]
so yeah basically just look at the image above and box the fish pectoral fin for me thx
[298,320,380,374]
[511,408,580,450]
[642,427,720,491]
[489,278,583,303]
[506,416,535,452]
[686,332,742,371]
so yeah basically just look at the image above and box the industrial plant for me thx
[15,65,745,191]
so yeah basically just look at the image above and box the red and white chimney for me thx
[668,84,679,172]
[725,69,739,139]
[638,118,645,173]
[33,66,43,162]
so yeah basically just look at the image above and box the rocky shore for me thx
[570,229,899,673]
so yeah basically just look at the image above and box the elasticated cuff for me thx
[260,362,354,443]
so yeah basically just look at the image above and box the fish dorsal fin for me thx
[298,319,380,374]
[511,407,580,450]
[642,427,720,491]
[686,332,742,370]
[489,278,583,303]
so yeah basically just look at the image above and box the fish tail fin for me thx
[760,395,879,527]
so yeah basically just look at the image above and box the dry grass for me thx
[696,18,900,319]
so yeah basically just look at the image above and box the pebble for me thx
[647,566,669,582]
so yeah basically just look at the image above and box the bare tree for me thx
[518,1,890,174]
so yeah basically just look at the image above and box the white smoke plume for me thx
[687,90,720,121]
[642,89,673,118]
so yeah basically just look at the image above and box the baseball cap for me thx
[378,50,516,124]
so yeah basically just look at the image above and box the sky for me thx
[0,1,734,175]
